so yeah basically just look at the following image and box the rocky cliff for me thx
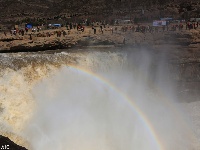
[0,135,27,150]
[0,0,199,26]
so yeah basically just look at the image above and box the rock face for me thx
[0,29,199,149]
[0,136,27,150]
[0,27,199,52]
[0,0,199,26]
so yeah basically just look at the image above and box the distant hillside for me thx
[0,0,199,25]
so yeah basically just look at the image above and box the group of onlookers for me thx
[186,22,199,30]
[1,21,199,39]
[8,28,27,36]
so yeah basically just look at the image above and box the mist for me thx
[22,49,198,150]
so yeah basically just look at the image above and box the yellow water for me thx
[0,50,199,150]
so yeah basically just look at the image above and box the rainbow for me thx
[66,64,165,150]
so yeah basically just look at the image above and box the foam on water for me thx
[0,50,199,150]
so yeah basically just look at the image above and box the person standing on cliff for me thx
[155,26,158,33]
[193,23,196,29]
[56,31,61,37]
[37,26,40,32]
[29,34,32,40]
[123,37,125,45]
[70,23,72,30]
[100,25,103,34]
[92,26,96,34]
[162,25,165,32]
[81,26,85,32]
[4,31,6,36]
[73,23,76,29]
[21,30,24,36]
[63,30,67,37]
[186,22,189,30]
[94,28,96,34]
[111,27,113,34]
[46,32,50,37]
[25,27,28,33]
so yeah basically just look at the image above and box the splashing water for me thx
[0,50,199,150]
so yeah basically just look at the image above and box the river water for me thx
[0,48,200,150]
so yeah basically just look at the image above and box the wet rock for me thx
[0,135,27,150]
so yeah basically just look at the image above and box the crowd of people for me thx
[118,22,198,33]
[1,21,199,40]
[88,20,199,35]
[186,22,199,30]
[8,28,27,36]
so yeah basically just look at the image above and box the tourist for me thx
[37,26,40,32]
[70,23,72,30]
[29,34,32,40]
[21,30,25,36]
[123,37,125,45]
[94,28,96,34]
[162,25,165,32]
[46,32,51,37]
[193,23,196,29]
[155,27,158,33]
[25,27,28,32]
[92,26,96,34]
[63,30,67,37]
[178,24,181,31]
[111,27,113,34]
[191,23,193,29]
[81,26,84,32]
[73,24,76,29]
[56,31,61,37]
[100,26,103,34]
[13,29,16,35]
[115,27,118,33]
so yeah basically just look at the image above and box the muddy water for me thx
[0,48,199,150]
[0,49,127,148]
